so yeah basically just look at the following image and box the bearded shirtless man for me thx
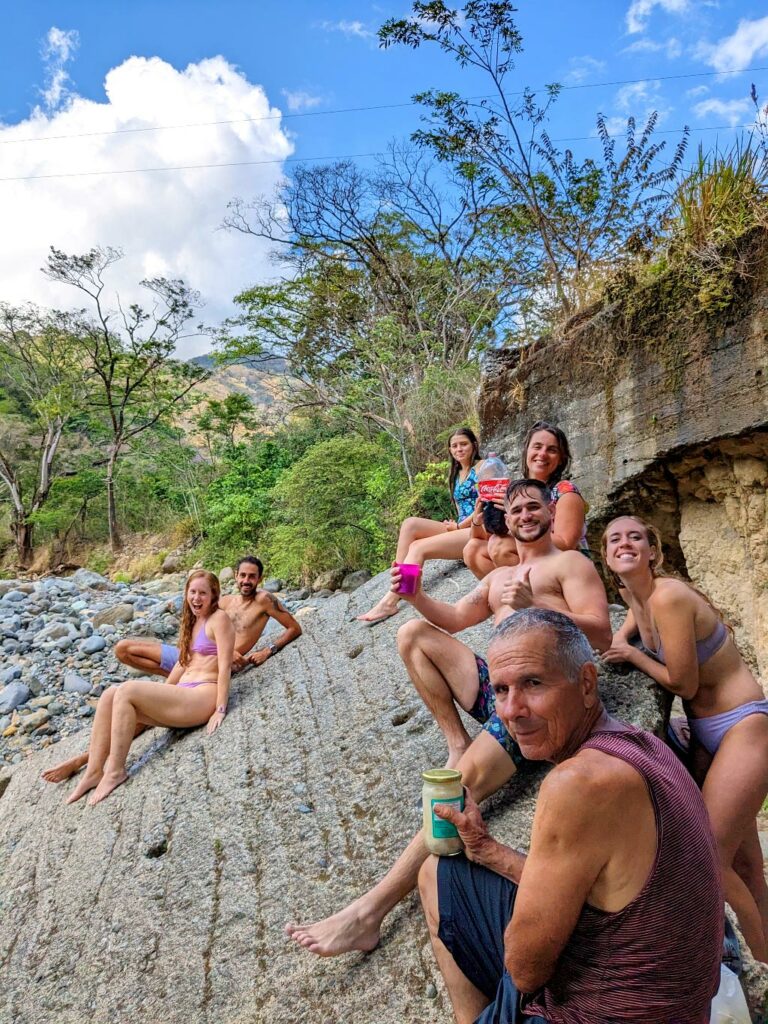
[397,479,611,767]
[41,555,301,783]
[285,481,611,959]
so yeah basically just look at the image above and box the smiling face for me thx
[505,486,553,544]
[603,517,657,579]
[186,576,214,618]
[449,432,475,467]
[236,561,262,597]
[489,630,597,763]
[525,429,563,482]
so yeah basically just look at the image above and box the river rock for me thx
[70,569,113,591]
[311,568,345,592]
[63,672,90,695]
[93,603,134,627]
[19,708,50,734]
[0,665,22,685]
[1,590,28,604]
[0,682,30,713]
[340,569,372,592]
[161,554,182,574]
[80,635,107,655]
[36,622,76,643]
[263,578,283,593]
[219,566,234,583]
[0,562,700,1024]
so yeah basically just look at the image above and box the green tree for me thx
[0,304,86,565]
[380,1,688,328]
[43,246,209,551]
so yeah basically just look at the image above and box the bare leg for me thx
[115,638,170,678]
[88,679,215,806]
[285,731,516,956]
[419,856,491,1024]
[733,824,768,939]
[397,619,481,768]
[357,518,450,622]
[700,714,768,961]
[463,538,495,580]
[66,686,119,803]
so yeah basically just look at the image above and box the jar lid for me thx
[421,768,463,784]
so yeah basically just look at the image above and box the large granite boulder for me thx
[0,562,703,1023]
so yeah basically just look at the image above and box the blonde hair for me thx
[600,515,730,631]
[178,570,221,667]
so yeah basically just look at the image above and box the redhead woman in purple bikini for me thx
[601,515,768,961]
[66,570,235,807]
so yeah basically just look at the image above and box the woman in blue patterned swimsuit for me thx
[357,428,482,623]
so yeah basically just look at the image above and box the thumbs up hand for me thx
[500,566,534,610]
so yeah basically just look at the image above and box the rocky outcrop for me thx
[0,564,675,1024]
[479,228,768,674]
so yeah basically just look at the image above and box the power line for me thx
[0,64,765,147]
[0,120,762,183]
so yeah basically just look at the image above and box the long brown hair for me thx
[520,421,571,485]
[178,570,221,667]
[600,515,730,630]
[448,427,481,514]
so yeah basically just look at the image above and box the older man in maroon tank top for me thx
[419,608,723,1024]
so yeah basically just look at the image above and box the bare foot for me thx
[87,770,128,806]
[285,899,382,957]
[65,770,103,804]
[42,755,87,784]
[356,596,400,624]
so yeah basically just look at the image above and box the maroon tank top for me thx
[525,726,723,1024]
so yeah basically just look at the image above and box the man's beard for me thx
[238,584,256,598]
[513,520,550,544]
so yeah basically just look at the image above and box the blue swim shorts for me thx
[468,654,525,769]
[160,643,180,674]
[437,854,548,1023]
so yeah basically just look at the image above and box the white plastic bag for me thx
[710,964,751,1022]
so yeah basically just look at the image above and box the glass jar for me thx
[422,768,464,856]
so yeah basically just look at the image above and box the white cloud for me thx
[321,20,375,40]
[626,0,689,34]
[693,97,752,126]
[615,80,661,111]
[697,16,768,72]
[40,26,79,111]
[685,84,709,98]
[622,36,682,58]
[562,56,607,85]
[281,89,323,112]
[0,55,294,358]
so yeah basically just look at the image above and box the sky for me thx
[1,0,766,357]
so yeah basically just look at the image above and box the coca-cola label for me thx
[477,478,509,502]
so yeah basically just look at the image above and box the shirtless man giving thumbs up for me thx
[395,478,611,767]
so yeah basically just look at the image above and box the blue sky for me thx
[1,1,766,354]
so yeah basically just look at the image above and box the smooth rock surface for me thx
[0,563,683,1024]
[0,682,30,713]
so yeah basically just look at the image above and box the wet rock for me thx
[341,570,372,593]
[0,683,31,713]
[93,604,134,628]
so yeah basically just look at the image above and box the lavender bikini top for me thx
[191,620,218,657]
[654,619,727,666]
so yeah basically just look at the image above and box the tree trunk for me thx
[14,518,33,568]
[106,449,122,552]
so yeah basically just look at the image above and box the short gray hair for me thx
[488,609,594,681]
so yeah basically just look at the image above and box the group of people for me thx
[40,420,768,1021]
[285,422,768,1023]
[42,555,302,805]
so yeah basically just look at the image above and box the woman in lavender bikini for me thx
[66,570,234,807]
[601,515,768,961]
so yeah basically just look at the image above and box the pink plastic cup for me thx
[395,562,421,595]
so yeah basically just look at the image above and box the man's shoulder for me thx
[543,747,644,815]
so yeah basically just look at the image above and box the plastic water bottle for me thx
[476,454,509,535]
[710,964,751,1022]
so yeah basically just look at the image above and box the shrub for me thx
[393,460,455,523]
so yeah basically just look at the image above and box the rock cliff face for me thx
[479,228,768,676]
[0,565,671,1024]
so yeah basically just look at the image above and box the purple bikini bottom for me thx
[688,700,768,755]
[178,681,215,689]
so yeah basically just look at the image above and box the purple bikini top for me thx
[654,619,727,666]
[191,619,218,657]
